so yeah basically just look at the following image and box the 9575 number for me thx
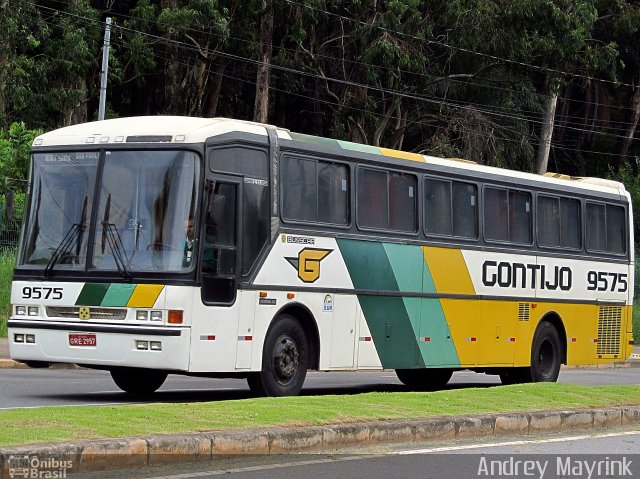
[21,287,63,300]
[586,271,628,293]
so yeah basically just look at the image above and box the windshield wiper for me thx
[43,197,88,277]
[101,194,131,279]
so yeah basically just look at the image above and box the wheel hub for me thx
[273,335,299,384]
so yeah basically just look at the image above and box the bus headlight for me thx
[136,310,148,321]
[28,306,39,316]
[150,311,163,322]
[15,306,26,316]
[14,334,25,343]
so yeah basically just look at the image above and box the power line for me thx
[28,0,640,117]
[25,2,640,160]
[284,0,640,90]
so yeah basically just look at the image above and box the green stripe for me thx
[338,239,461,369]
[338,239,419,369]
[75,283,110,306]
[336,140,381,155]
[101,284,136,307]
[288,132,341,149]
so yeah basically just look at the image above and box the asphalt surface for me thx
[2,366,640,409]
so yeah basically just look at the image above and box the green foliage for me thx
[0,122,40,182]
[0,0,637,172]
[0,250,15,338]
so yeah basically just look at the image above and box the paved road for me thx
[73,428,640,479]
[1,367,639,409]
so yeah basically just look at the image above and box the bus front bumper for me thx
[7,320,190,371]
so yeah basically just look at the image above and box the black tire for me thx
[247,315,308,397]
[530,321,562,382]
[500,321,562,385]
[395,368,453,390]
[110,368,167,394]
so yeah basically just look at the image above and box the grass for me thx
[1,383,640,446]
[0,250,14,338]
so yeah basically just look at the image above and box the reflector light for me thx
[168,310,183,324]
[259,292,267,298]
[287,293,295,299]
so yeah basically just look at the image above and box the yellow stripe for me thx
[422,246,475,295]
[126,284,164,308]
[379,147,426,163]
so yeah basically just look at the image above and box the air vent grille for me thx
[597,306,622,356]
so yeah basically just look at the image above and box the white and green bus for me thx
[9,116,634,396]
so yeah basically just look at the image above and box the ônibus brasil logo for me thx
[285,248,332,283]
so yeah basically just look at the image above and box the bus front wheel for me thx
[395,368,453,390]
[247,315,308,397]
[110,368,167,394]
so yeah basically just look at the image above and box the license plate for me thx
[69,333,96,347]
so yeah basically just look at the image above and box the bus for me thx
[8,116,634,396]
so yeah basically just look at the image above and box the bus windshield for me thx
[20,150,200,275]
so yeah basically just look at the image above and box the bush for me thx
[0,250,15,338]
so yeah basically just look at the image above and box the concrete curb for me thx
[1,406,640,477]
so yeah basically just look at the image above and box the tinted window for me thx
[209,146,269,276]
[538,195,581,249]
[424,178,452,236]
[424,178,477,239]
[484,187,531,244]
[358,168,416,232]
[210,146,269,178]
[587,202,626,254]
[282,156,349,226]
[484,188,508,242]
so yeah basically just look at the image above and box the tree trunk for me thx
[617,78,640,168]
[254,0,273,123]
[205,61,226,118]
[535,88,558,175]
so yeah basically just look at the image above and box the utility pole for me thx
[98,17,112,121]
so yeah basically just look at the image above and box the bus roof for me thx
[33,116,627,197]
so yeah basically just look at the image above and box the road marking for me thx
[394,430,640,454]
[143,456,366,478]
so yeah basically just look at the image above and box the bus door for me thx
[201,177,241,305]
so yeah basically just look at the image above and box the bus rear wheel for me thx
[110,368,167,394]
[247,315,308,397]
[395,368,453,390]
[500,321,562,385]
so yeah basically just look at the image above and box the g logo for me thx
[79,307,91,320]
[286,248,332,283]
